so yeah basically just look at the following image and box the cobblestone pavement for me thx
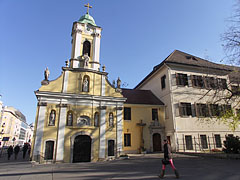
[0,153,239,180]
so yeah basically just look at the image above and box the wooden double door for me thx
[73,135,92,163]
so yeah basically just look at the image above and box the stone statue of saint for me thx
[83,53,89,67]
[82,77,89,92]
[44,67,50,80]
[117,77,121,88]
[49,110,55,126]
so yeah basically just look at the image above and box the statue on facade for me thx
[41,67,50,85]
[82,77,89,92]
[83,53,89,67]
[44,67,50,81]
[117,77,121,88]
[49,110,55,126]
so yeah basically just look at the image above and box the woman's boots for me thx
[174,169,180,178]
[159,170,165,178]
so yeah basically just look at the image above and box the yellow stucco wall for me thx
[123,104,165,153]
[36,103,120,163]
[39,73,63,92]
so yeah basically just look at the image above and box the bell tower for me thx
[70,3,101,71]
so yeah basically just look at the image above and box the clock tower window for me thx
[82,40,91,57]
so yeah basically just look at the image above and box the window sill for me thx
[179,115,192,118]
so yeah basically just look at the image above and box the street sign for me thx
[2,137,9,141]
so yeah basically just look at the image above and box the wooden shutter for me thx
[174,103,180,117]
[190,75,195,87]
[195,103,199,117]
[191,103,196,117]
[188,75,192,87]
[172,74,177,86]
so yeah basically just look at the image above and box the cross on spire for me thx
[84,3,92,14]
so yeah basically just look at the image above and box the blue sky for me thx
[0,0,236,124]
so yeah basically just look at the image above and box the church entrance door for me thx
[73,135,91,163]
[153,133,162,152]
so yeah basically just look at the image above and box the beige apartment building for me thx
[136,50,240,152]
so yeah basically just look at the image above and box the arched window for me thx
[109,113,114,127]
[82,75,90,92]
[49,110,56,126]
[82,40,91,57]
[44,141,54,160]
[94,112,99,127]
[66,111,73,126]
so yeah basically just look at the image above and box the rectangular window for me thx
[152,109,158,120]
[209,104,220,116]
[214,134,222,148]
[179,103,192,116]
[218,78,227,89]
[124,134,131,147]
[124,107,131,120]
[192,75,204,88]
[161,75,166,89]
[205,77,217,89]
[185,135,193,150]
[200,135,208,149]
[176,73,188,86]
[220,104,232,115]
[196,103,209,117]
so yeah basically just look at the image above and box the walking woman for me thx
[159,140,179,178]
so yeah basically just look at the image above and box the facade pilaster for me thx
[99,106,106,159]
[56,104,67,162]
[92,29,101,70]
[33,102,47,161]
[116,106,123,154]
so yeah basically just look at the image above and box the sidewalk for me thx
[0,150,30,163]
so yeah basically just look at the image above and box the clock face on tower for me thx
[85,24,93,34]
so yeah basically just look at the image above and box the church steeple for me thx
[70,4,101,71]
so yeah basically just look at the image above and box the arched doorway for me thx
[73,135,91,162]
[153,133,162,152]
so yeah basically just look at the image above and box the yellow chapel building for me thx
[31,8,165,163]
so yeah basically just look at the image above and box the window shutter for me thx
[172,74,177,86]
[191,104,196,117]
[188,75,192,87]
[195,103,199,117]
[175,103,180,117]
[203,76,208,89]
[190,75,195,87]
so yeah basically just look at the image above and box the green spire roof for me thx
[78,13,96,26]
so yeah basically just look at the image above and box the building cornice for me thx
[34,91,127,103]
